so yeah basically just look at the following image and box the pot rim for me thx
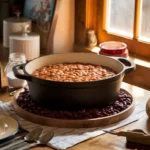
[22,53,130,85]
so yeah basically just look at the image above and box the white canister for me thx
[9,31,40,61]
[3,14,31,48]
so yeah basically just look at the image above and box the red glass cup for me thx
[99,41,127,57]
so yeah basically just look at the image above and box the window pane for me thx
[139,0,150,41]
[107,0,135,38]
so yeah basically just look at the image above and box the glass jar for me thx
[5,53,27,89]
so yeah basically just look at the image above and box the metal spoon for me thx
[24,127,43,142]
[17,131,54,150]
[1,127,43,150]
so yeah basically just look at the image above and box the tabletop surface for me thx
[0,46,150,150]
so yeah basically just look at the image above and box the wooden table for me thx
[1,48,150,150]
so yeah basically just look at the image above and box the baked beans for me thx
[32,63,116,82]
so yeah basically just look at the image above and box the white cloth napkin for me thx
[0,101,146,150]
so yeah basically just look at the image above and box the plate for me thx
[0,114,19,141]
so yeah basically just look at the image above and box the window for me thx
[106,0,135,38]
[86,0,150,59]
[106,0,150,42]
[140,0,150,41]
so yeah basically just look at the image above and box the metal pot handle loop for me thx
[13,64,32,81]
[115,57,136,74]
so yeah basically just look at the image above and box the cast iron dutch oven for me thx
[13,53,135,109]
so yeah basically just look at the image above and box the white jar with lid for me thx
[9,24,40,61]
[5,53,27,89]
[3,12,31,48]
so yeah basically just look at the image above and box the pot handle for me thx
[115,57,136,74]
[13,64,32,81]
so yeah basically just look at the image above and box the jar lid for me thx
[4,12,31,23]
[10,33,39,40]
[4,17,31,23]
[10,24,39,40]
[87,29,95,34]
[9,53,26,62]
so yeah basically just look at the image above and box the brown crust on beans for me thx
[32,63,116,82]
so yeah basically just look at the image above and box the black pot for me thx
[13,53,135,109]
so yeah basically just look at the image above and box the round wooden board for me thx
[13,88,135,128]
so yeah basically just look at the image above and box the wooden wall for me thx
[51,0,75,53]
[75,0,86,45]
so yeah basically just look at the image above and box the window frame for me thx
[85,0,150,59]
